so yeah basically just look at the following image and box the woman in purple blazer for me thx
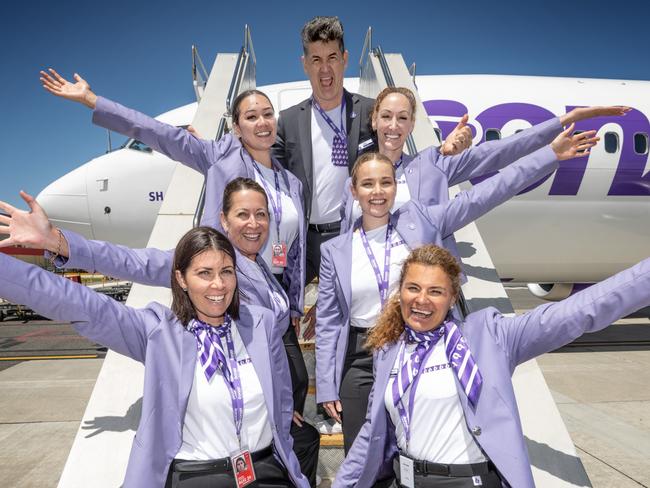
[39,68,312,459]
[316,125,598,454]
[0,226,309,488]
[335,244,650,488]
[339,86,629,234]
[0,179,320,487]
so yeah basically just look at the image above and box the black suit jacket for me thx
[272,89,375,220]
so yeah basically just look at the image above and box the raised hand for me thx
[40,68,97,109]
[0,191,68,256]
[560,106,631,126]
[550,124,599,161]
[440,114,472,156]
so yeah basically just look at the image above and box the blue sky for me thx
[1,0,649,208]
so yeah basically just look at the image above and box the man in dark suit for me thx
[273,16,375,284]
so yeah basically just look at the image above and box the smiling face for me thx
[302,40,348,110]
[372,92,415,157]
[220,189,270,260]
[399,263,456,332]
[351,158,396,224]
[175,249,237,326]
[232,94,276,153]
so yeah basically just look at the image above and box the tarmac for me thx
[0,288,648,488]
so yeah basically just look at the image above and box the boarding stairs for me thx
[57,27,256,488]
[352,27,592,488]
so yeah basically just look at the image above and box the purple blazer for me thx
[0,253,309,488]
[52,231,292,336]
[339,117,562,233]
[93,97,306,318]
[334,257,650,488]
[316,146,559,404]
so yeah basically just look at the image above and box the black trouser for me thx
[290,420,320,487]
[282,322,309,414]
[305,225,340,284]
[339,326,374,454]
[165,446,291,487]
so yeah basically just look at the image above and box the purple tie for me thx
[331,133,348,167]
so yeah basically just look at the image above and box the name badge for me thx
[357,138,374,152]
[271,242,288,267]
[399,454,415,488]
[231,448,256,488]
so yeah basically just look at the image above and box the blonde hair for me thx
[365,245,461,351]
[350,152,395,187]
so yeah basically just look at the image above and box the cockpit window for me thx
[128,140,153,153]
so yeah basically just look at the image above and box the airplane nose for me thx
[36,164,94,239]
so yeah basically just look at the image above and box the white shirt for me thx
[350,224,410,328]
[351,165,412,223]
[310,103,349,224]
[252,163,300,274]
[384,339,487,463]
[176,321,273,460]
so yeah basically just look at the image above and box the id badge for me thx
[271,242,288,267]
[230,448,256,488]
[398,454,415,488]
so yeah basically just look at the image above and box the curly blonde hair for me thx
[365,245,461,351]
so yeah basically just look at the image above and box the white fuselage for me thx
[36,75,650,284]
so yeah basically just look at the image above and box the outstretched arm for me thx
[434,106,628,186]
[0,252,156,362]
[0,192,173,287]
[40,68,234,175]
[489,257,650,372]
[432,125,598,237]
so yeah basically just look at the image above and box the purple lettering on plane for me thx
[424,100,650,196]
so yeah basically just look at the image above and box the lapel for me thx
[235,251,270,308]
[401,152,421,201]
[256,254,289,307]
[236,311,276,423]
[178,324,198,415]
[298,99,314,197]
[345,90,361,169]
[329,234,353,311]
[393,205,428,249]
[371,341,401,420]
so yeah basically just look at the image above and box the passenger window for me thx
[634,133,649,155]
[604,132,619,153]
[485,129,501,141]
[129,140,153,153]
[433,128,442,142]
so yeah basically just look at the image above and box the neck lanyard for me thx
[356,219,393,305]
[312,96,347,145]
[394,154,404,170]
[191,316,245,446]
[392,326,445,447]
[251,160,283,239]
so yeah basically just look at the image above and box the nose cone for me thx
[37,164,94,239]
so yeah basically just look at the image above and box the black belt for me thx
[350,325,370,335]
[413,460,491,477]
[171,445,274,474]
[308,221,341,233]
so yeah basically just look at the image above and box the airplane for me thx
[35,74,650,301]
